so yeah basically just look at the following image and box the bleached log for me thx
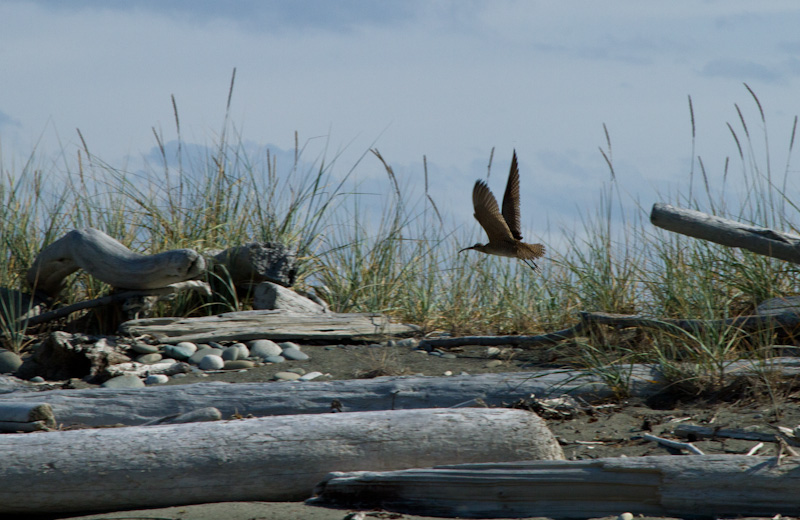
[27,228,205,297]
[0,408,563,515]
[674,423,789,444]
[0,367,665,427]
[579,309,800,335]
[0,402,55,432]
[650,202,800,264]
[312,455,800,519]
[418,322,586,349]
[119,309,419,343]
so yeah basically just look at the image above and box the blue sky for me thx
[2,1,800,242]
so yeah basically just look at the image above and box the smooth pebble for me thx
[199,355,225,370]
[164,342,197,360]
[221,346,240,361]
[440,353,457,359]
[223,360,255,370]
[286,367,306,375]
[129,342,159,355]
[299,371,323,381]
[249,339,283,359]
[485,359,504,368]
[486,347,501,357]
[135,353,163,364]
[264,355,285,364]
[101,374,144,389]
[618,514,634,520]
[395,338,419,348]
[0,351,22,374]
[281,348,309,361]
[273,371,302,381]
[145,374,169,385]
[188,348,222,364]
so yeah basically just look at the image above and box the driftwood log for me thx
[0,368,666,427]
[313,455,800,519]
[0,402,55,432]
[0,408,563,515]
[27,228,205,298]
[650,202,800,264]
[119,309,419,343]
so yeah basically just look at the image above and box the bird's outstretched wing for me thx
[501,150,523,241]
[473,180,514,243]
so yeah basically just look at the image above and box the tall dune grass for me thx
[0,83,798,400]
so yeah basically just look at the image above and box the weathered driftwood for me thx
[0,408,563,515]
[211,241,297,287]
[578,309,800,335]
[0,402,55,432]
[650,202,800,264]
[23,280,211,327]
[674,423,800,446]
[22,331,132,382]
[312,455,800,519]
[0,368,665,427]
[119,309,419,343]
[27,228,205,297]
[418,322,586,349]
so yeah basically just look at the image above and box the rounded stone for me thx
[199,355,225,370]
[221,346,240,361]
[233,343,249,359]
[101,374,145,389]
[278,341,301,350]
[395,338,419,348]
[223,360,255,370]
[273,371,302,381]
[164,342,197,360]
[286,367,306,375]
[135,353,163,364]
[264,355,285,364]
[485,359,504,368]
[145,374,169,385]
[440,353,458,359]
[129,342,159,355]
[281,348,309,361]
[0,351,23,374]
[249,339,283,359]
[188,348,223,365]
[299,371,324,381]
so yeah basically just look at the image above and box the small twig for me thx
[746,442,765,456]
[641,433,705,455]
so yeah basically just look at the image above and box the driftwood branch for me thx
[0,408,563,515]
[313,455,800,519]
[27,228,206,297]
[23,280,211,327]
[418,322,586,349]
[579,309,800,335]
[650,202,800,264]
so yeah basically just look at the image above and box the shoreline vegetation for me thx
[2,78,800,403]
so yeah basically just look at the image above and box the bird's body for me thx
[459,151,545,271]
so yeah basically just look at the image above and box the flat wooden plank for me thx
[119,310,419,343]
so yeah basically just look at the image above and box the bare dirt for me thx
[30,340,800,520]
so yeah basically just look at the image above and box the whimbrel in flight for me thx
[459,151,545,271]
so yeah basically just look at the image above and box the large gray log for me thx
[312,455,800,519]
[119,309,419,343]
[211,241,297,287]
[27,228,205,297]
[650,202,800,264]
[0,368,665,427]
[0,408,563,515]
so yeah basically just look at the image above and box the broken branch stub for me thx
[211,242,297,287]
[27,228,205,298]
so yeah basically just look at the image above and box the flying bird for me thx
[459,150,545,271]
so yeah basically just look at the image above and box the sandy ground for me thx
[16,341,800,520]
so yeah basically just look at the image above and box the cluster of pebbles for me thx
[103,338,320,388]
